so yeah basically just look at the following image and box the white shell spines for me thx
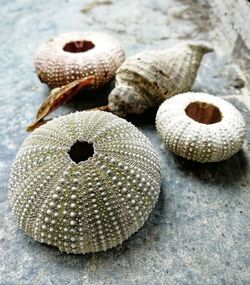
[156,92,246,163]
[9,111,161,254]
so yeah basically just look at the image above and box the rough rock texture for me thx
[212,0,250,50]
[0,0,250,284]
[211,0,250,84]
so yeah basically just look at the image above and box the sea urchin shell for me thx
[156,92,246,163]
[35,31,125,88]
[9,111,161,254]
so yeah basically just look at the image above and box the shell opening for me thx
[63,40,95,53]
[68,140,94,163]
[185,101,222,124]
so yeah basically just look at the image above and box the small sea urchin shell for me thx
[9,111,161,254]
[35,31,125,88]
[156,92,246,163]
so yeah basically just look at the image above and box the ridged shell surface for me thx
[108,43,212,117]
[156,92,246,163]
[35,32,125,88]
[9,111,161,254]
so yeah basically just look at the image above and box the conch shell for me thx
[108,42,213,117]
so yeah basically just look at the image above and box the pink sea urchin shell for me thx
[34,31,125,89]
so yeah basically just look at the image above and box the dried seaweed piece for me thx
[27,76,94,131]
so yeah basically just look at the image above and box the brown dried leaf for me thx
[89,104,110,112]
[26,119,51,132]
[27,76,95,132]
[36,76,95,120]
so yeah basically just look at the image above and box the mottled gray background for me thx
[0,0,250,284]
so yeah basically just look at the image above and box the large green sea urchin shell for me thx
[9,111,161,254]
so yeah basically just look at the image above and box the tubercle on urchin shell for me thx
[156,92,246,163]
[9,111,161,254]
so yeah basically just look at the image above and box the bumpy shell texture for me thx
[9,111,161,254]
[156,92,246,163]
[35,31,125,88]
[108,43,212,117]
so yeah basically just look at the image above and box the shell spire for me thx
[107,42,213,117]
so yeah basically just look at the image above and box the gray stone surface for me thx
[211,0,250,84]
[0,0,250,284]
[211,0,250,51]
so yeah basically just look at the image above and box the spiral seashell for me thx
[35,31,125,89]
[107,42,213,117]
[9,111,161,254]
[156,92,246,163]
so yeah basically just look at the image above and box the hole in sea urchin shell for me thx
[68,141,94,163]
[185,101,222,124]
[63,40,95,53]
